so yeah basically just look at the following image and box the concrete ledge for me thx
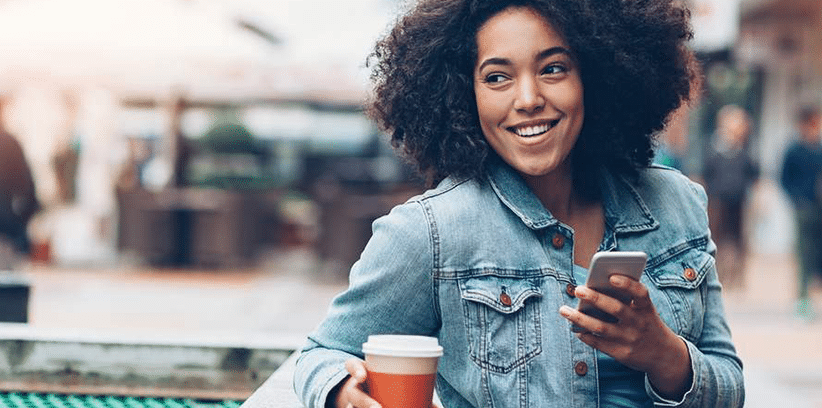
[241,352,303,408]
[0,323,299,400]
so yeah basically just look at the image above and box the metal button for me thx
[566,283,577,297]
[574,361,588,376]
[683,267,697,281]
[499,292,512,306]
[552,233,565,249]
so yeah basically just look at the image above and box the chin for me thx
[517,165,557,178]
[512,157,569,179]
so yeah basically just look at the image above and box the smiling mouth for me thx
[509,120,560,137]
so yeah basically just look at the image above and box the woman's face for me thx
[473,6,584,179]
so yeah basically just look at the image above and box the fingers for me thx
[337,376,381,408]
[339,359,381,408]
[343,382,381,408]
[609,275,653,310]
[577,330,608,349]
[559,276,654,337]
[561,275,683,376]
[560,305,613,337]
[575,285,628,315]
[345,359,369,383]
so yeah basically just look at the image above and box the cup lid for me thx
[362,335,443,358]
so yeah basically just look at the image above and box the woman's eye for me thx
[484,73,509,84]
[541,64,567,75]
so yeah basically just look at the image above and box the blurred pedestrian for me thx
[52,91,80,204]
[703,105,759,289]
[0,96,40,268]
[780,106,822,322]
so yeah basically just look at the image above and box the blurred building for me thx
[114,96,420,269]
[737,0,822,176]
[0,0,407,268]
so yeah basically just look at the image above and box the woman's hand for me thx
[329,359,381,408]
[559,275,693,400]
[330,359,442,408]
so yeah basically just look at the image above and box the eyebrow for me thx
[476,46,572,72]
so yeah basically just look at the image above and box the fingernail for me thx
[559,305,573,317]
[610,275,627,287]
[575,286,589,299]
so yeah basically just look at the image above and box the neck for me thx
[521,161,577,222]
[521,162,604,267]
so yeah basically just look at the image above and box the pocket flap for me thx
[646,250,712,289]
[460,275,542,314]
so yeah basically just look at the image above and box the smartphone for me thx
[576,251,647,326]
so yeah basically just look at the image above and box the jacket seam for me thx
[519,360,527,408]
[435,267,566,280]
[415,199,442,328]
[418,177,471,200]
[644,236,709,270]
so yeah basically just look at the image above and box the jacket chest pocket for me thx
[459,275,542,374]
[646,250,712,342]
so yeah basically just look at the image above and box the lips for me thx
[509,119,560,137]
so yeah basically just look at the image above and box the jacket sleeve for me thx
[645,261,745,407]
[293,200,439,408]
[645,180,745,407]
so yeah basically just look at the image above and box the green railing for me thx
[0,393,243,408]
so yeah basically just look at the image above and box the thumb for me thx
[345,358,368,383]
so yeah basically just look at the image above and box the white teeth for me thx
[514,123,551,137]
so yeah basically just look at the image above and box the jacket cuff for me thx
[644,336,697,407]
[294,348,354,408]
[317,367,350,408]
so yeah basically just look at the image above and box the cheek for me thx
[552,75,583,110]
[560,85,584,115]
[474,91,493,124]
[474,88,507,126]
[563,96,585,136]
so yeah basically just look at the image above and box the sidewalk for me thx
[722,253,822,407]
[20,248,346,339]
[12,248,822,406]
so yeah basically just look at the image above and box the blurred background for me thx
[0,0,821,406]
[0,0,417,271]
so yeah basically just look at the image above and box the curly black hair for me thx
[368,0,696,192]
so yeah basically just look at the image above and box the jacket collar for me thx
[486,160,658,234]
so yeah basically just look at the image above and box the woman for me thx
[294,0,744,407]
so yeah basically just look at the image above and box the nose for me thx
[513,77,545,113]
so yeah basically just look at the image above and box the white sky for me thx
[0,0,400,99]
[690,0,745,51]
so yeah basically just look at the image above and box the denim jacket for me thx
[294,162,744,407]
